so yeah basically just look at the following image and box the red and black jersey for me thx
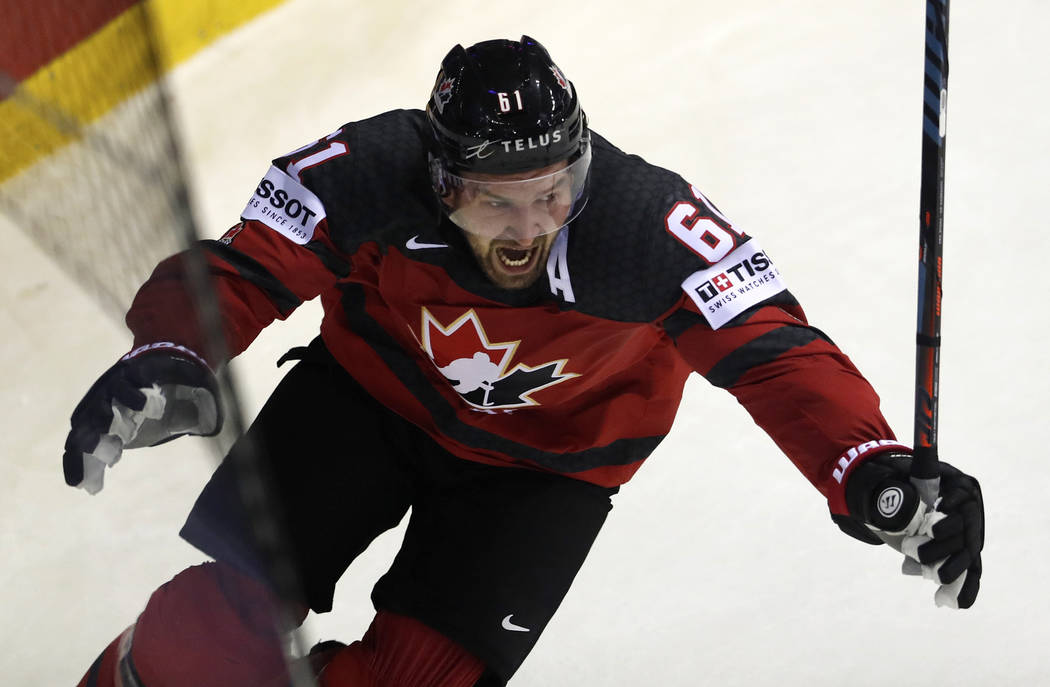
[126,109,905,515]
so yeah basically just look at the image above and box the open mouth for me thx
[494,245,538,273]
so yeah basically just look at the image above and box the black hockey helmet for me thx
[426,36,591,237]
[427,35,589,174]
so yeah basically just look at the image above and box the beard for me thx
[465,231,557,290]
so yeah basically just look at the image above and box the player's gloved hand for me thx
[844,452,984,609]
[63,343,222,494]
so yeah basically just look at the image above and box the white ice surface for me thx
[2,1,1049,684]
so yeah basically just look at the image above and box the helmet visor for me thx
[443,142,591,240]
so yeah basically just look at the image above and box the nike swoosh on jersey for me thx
[406,235,449,250]
[501,614,531,632]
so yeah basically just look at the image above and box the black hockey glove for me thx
[63,343,222,494]
[839,452,984,609]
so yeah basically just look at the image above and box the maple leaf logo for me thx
[419,308,577,410]
[549,64,572,96]
[431,75,455,114]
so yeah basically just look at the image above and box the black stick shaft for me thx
[913,0,949,506]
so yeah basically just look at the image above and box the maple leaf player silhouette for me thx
[440,352,499,398]
[63,36,984,686]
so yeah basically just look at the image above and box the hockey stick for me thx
[912,0,950,507]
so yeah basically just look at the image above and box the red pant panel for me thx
[75,562,305,687]
[320,611,484,687]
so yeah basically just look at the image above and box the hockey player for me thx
[64,36,984,687]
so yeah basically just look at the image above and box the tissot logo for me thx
[241,165,326,245]
[420,308,577,411]
[694,252,773,303]
[252,178,318,228]
[680,240,788,330]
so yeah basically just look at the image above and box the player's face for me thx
[452,161,570,289]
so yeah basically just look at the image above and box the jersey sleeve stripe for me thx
[302,239,352,278]
[704,325,830,389]
[203,240,303,315]
[660,306,706,340]
[660,290,806,341]
[728,291,804,326]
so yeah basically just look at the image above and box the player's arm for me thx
[668,294,903,513]
[64,131,354,493]
[657,182,982,607]
[670,293,983,607]
[127,131,355,364]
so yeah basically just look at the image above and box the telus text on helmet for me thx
[465,130,563,160]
